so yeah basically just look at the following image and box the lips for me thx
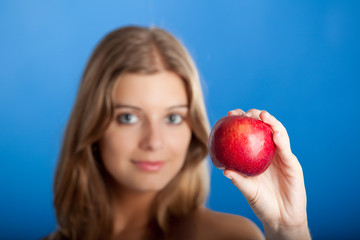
[131,160,165,172]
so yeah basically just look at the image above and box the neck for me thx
[110,184,158,236]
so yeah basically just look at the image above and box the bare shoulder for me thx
[193,207,264,240]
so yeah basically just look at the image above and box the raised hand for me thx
[223,109,311,240]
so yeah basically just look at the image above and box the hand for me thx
[223,109,310,240]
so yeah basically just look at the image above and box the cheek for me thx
[99,126,137,172]
[166,125,192,162]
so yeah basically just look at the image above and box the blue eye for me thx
[117,113,139,124]
[166,114,183,125]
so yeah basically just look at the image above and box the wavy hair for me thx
[50,26,210,239]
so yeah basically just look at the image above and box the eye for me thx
[166,114,183,125]
[116,113,139,124]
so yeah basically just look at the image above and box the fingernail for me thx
[227,111,234,116]
[223,171,233,180]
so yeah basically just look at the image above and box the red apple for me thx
[209,115,275,176]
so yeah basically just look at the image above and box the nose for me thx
[139,120,164,151]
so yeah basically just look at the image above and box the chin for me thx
[121,175,174,193]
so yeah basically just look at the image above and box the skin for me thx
[100,71,192,194]
[99,70,309,239]
[225,109,311,240]
[99,71,192,239]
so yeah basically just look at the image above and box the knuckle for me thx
[246,109,262,119]
[247,108,259,114]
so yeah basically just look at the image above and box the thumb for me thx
[223,169,258,205]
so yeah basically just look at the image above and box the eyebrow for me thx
[114,104,189,110]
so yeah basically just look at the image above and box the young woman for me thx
[46,26,310,240]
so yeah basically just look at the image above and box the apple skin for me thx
[209,115,275,176]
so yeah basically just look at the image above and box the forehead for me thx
[112,71,188,107]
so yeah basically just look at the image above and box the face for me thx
[99,71,192,193]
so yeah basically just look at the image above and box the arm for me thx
[223,109,311,240]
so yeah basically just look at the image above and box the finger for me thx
[260,111,297,166]
[260,111,289,149]
[245,109,262,120]
[259,111,286,135]
[223,169,258,204]
[227,109,246,116]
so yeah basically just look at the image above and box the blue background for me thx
[1,0,359,239]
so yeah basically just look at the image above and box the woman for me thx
[46,26,310,239]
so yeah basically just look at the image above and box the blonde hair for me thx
[51,26,210,239]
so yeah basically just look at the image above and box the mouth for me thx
[131,160,165,172]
